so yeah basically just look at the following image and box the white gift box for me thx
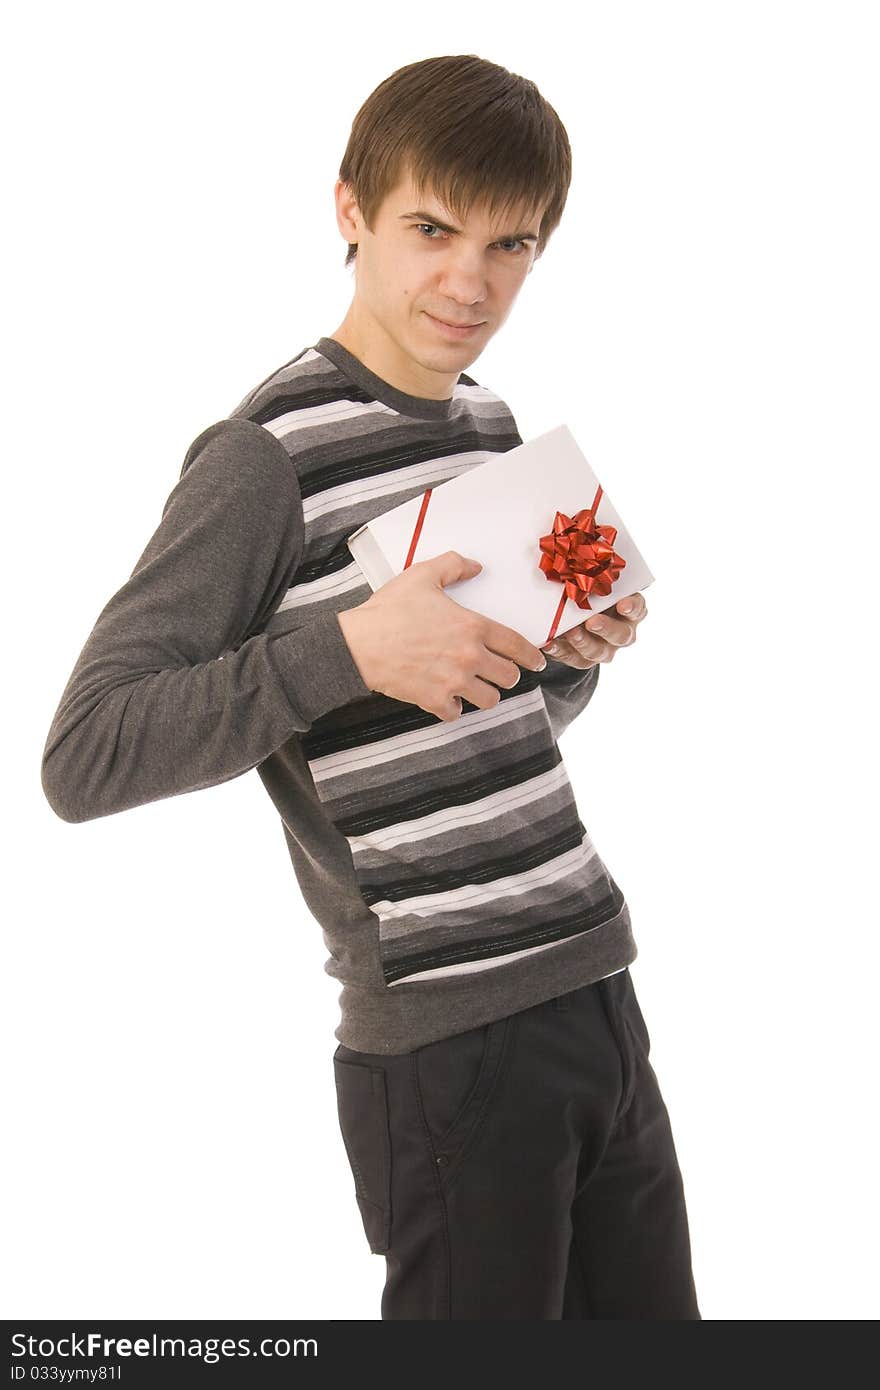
[346,424,654,649]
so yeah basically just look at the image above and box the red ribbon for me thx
[402,480,626,647]
[538,483,627,643]
[403,487,433,571]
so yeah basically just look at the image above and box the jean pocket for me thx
[332,1055,392,1254]
[621,969,651,1056]
[414,1015,513,1181]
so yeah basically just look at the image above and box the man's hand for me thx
[539,592,648,668]
[338,551,549,722]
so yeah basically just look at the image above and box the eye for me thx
[414,224,530,254]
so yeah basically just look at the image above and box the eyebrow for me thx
[399,211,539,242]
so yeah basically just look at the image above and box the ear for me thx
[334,179,361,243]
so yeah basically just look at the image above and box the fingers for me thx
[544,602,642,664]
[482,617,548,673]
[540,635,596,667]
[581,592,647,647]
[567,626,614,661]
[580,612,634,648]
[614,592,648,622]
[469,594,647,695]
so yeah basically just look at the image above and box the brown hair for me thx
[337,54,572,269]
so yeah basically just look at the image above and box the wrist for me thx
[337,606,378,692]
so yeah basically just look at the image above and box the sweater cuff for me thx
[271,609,373,723]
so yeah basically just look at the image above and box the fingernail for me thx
[619,600,634,614]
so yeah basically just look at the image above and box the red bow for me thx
[538,484,626,643]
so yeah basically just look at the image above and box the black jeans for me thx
[332,966,700,1319]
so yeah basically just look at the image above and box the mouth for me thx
[425,312,486,338]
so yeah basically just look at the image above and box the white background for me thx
[4,0,877,1321]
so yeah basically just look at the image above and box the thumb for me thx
[421,549,483,590]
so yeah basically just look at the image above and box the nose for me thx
[436,263,488,312]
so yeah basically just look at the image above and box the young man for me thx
[41,55,700,1319]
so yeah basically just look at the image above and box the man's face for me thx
[334,169,544,392]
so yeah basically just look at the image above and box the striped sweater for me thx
[41,335,637,1053]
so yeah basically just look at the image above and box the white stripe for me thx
[367,832,600,923]
[388,946,628,988]
[258,351,508,443]
[264,382,507,439]
[262,396,394,437]
[347,762,573,855]
[300,450,498,525]
[306,685,547,782]
[274,562,367,612]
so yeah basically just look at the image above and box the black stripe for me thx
[381,880,626,983]
[290,545,370,587]
[333,742,563,838]
[300,668,544,758]
[357,816,589,907]
[273,419,521,499]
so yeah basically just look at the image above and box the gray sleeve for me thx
[40,417,372,823]
[536,657,600,742]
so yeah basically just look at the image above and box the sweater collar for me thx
[315,336,458,421]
